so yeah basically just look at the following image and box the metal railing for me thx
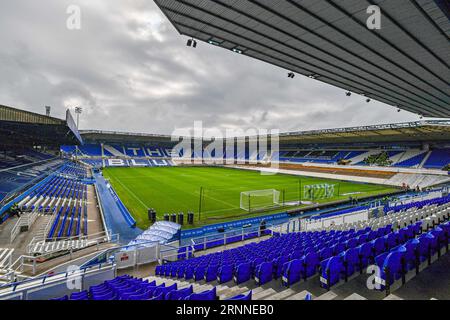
[0,159,63,208]
[10,210,39,243]
[159,224,283,264]
[27,230,116,255]
[9,232,119,277]
[80,239,162,271]
[0,260,116,297]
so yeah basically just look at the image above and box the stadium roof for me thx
[80,130,195,145]
[278,120,450,145]
[81,120,450,146]
[155,0,450,117]
[0,105,83,147]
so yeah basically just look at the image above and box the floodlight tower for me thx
[74,106,83,128]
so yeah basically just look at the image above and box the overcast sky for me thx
[0,0,422,135]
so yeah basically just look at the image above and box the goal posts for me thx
[240,189,281,212]
[303,184,336,200]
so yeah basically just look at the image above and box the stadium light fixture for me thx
[308,74,319,79]
[287,72,295,79]
[346,91,352,97]
[232,48,242,54]
[366,98,371,103]
[208,40,220,46]
[75,106,83,128]
[397,108,401,112]
[186,38,197,48]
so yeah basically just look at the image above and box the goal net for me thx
[303,184,335,200]
[240,189,281,212]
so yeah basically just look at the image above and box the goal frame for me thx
[240,189,281,212]
[303,184,335,201]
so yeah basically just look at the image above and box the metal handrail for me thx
[190,223,276,246]
[158,224,283,264]
[0,261,116,293]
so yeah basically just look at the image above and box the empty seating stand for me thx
[51,275,248,301]
[17,161,90,240]
[153,196,450,299]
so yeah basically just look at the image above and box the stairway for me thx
[103,145,125,157]
[387,173,450,188]
[419,151,432,168]
[348,150,380,165]
[0,248,14,271]
[394,150,427,167]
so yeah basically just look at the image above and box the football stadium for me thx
[0,0,449,306]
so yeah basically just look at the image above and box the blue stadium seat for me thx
[153,283,177,299]
[234,262,252,284]
[403,238,420,271]
[379,246,407,289]
[342,247,360,278]
[372,237,386,256]
[185,287,217,301]
[254,262,273,286]
[166,285,193,300]
[227,291,252,301]
[217,264,233,284]
[273,255,289,279]
[281,259,302,287]
[320,256,344,289]
[358,242,373,268]
[300,252,319,281]
[194,265,207,281]
[149,293,165,300]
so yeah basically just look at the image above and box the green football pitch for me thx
[102,166,397,229]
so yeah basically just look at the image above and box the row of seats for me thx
[384,196,450,214]
[287,200,450,290]
[47,181,87,239]
[279,226,393,287]
[58,163,88,179]
[156,227,384,287]
[156,197,450,294]
[61,144,172,158]
[0,159,63,204]
[52,275,252,300]
[0,149,54,169]
[307,196,450,232]
[319,222,421,289]
[14,162,90,239]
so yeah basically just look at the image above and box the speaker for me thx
[187,212,194,225]
[148,209,156,223]
[178,213,184,225]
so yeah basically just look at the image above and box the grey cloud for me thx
[0,0,421,136]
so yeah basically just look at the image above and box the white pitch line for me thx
[111,177,149,210]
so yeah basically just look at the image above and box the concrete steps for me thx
[263,288,297,300]
[383,294,403,300]
[285,290,312,300]
[253,288,277,300]
[315,291,338,300]
[344,293,368,300]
